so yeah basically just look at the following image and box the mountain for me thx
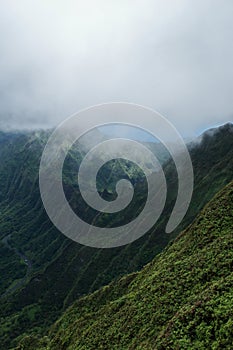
[0,123,232,348]
[16,180,233,349]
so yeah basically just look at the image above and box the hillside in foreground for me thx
[17,181,233,349]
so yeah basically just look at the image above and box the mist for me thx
[0,0,233,136]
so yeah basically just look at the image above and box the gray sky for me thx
[0,0,233,136]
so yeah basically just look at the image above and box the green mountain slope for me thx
[18,180,233,350]
[0,123,232,348]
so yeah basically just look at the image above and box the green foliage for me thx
[21,180,233,350]
[0,124,232,349]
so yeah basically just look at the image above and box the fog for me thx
[0,0,233,136]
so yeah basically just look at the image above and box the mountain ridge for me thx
[16,180,233,349]
[0,122,232,349]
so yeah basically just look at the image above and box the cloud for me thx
[0,0,233,136]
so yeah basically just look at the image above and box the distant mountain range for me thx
[0,122,232,349]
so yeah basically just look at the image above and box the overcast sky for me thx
[0,0,233,136]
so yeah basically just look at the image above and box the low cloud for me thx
[0,0,233,136]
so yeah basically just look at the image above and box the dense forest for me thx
[0,123,232,349]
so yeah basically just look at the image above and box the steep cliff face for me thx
[18,180,233,350]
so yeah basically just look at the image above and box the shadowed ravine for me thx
[1,235,33,298]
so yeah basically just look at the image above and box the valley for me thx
[0,123,232,349]
[1,234,32,298]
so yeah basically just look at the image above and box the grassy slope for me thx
[18,180,233,350]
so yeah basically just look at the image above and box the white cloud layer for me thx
[0,0,233,136]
